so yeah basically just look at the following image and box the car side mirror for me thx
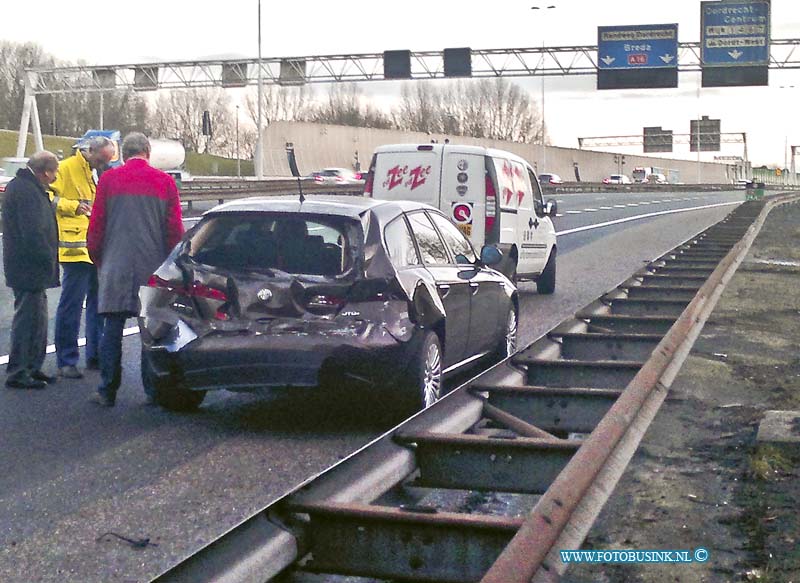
[480,245,503,266]
[545,199,558,217]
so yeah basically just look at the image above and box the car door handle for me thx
[469,282,480,295]
[437,284,451,299]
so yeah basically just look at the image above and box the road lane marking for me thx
[565,210,582,214]
[556,201,740,236]
[0,326,140,366]
[583,208,599,212]
[598,206,613,210]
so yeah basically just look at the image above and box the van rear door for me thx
[371,146,442,206]
[440,148,486,249]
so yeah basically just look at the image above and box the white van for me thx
[365,143,558,293]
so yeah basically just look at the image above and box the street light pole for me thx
[531,5,556,174]
[236,105,241,178]
[255,0,264,179]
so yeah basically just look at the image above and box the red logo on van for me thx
[407,165,431,190]
[382,164,432,191]
[384,165,408,190]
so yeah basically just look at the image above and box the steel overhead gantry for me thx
[578,132,749,169]
[17,39,800,156]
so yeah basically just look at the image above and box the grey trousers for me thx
[7,289,48,382]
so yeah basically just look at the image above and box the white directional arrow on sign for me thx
[660,54,675,64]
[601,55,616,66]
[728,49,744,60]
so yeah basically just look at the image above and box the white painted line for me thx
[555,213,564,217]
[0,326,140,366]
[639,201,652,205]
[583,208,599,212]
[598,206,613,210]
[613,205,626,208]
[556,201,740,236]
[626,203,639,207]
[565,210,583,214]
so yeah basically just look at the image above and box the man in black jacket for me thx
[2,151,60,389]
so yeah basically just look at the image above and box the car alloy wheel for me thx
[422,339,442,408]
[505,309,518,356]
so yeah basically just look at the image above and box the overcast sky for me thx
[4,0,800,166]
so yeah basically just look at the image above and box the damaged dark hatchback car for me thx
[139,196,518,413]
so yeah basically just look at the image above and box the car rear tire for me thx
[141,348,206,412]
[398,330,442,415]
[494,307,518,360]
[536,247,557,295]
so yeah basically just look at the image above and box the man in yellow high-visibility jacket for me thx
[50,136,116,379]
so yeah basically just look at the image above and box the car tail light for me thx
[485,173,497,236]
[147,274,186,294]
[147,275,227,301]
[0,184,6,193]
[190,282,228,301]
[314,175,324,183]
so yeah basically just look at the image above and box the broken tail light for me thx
[148,275,229,319]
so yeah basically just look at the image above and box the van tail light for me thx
[485,173,497,238]
[363,171,375,197]
[364,154,377,197]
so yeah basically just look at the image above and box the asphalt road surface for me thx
[0,189,744,582]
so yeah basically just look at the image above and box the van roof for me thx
[373,143,534,168]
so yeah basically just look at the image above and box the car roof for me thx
[206,195,439,218]
[373,143,534,169]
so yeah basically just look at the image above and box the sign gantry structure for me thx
[17,39,800,156]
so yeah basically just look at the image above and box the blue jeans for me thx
[55,262,101,368]
[97,312,139,401]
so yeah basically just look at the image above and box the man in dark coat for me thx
[2,151,60,389]
[87,133,184,406]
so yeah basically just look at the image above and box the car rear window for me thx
[187,213,355,276]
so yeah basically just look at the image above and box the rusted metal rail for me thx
[154,194,799,583]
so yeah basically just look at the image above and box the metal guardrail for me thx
[152,192,800,582]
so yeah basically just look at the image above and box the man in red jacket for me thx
[87,133,184,407]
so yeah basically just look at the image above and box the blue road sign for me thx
[597,24,679,70]
[701,1,769,66]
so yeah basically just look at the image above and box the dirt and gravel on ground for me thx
[567,198,800,583]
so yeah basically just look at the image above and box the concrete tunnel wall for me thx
[261,121,742,184]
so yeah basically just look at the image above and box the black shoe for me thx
[31,371,58,384]
[6,376,47,390]
[88,392,115,407]
[86,358,100,371]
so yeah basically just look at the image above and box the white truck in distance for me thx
[365,143,558,293]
